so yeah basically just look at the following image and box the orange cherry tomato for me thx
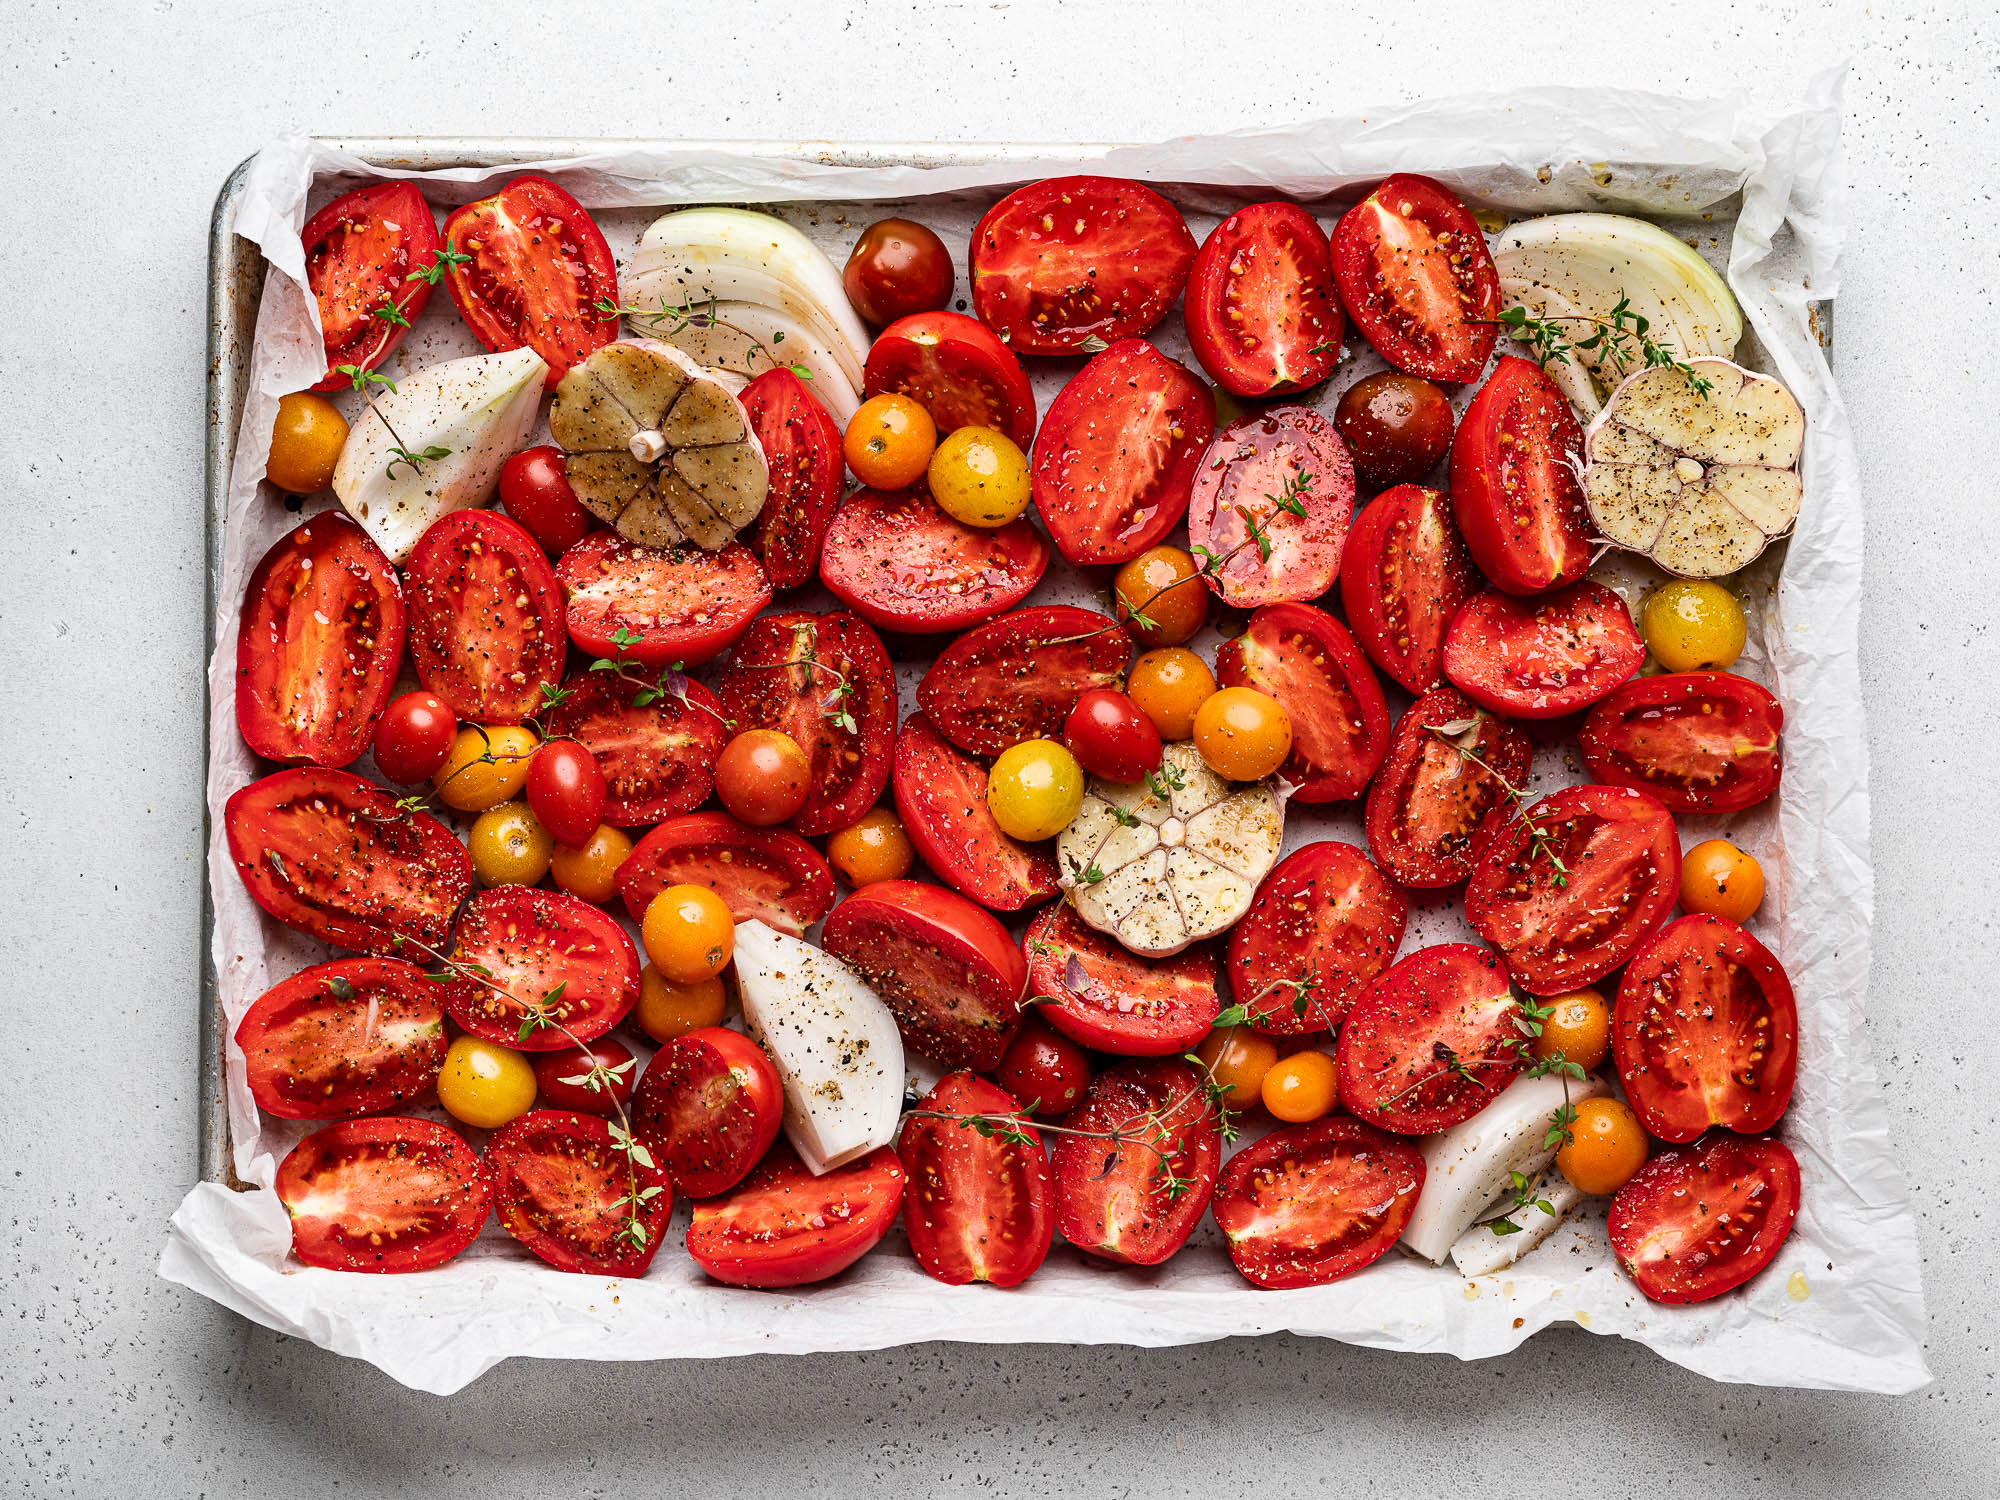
[715,729,813,827]
[1125,648,1218,741]
[1556,1096,1651,1195]
[1260,1050,1338,1122]
[1192,685,1292,781]
[633,966,730,1043]
[1196,1025,1278,1111]
[843,392,937,489]
[1680,838,1766,923]
[641,884,736,984]
[1113,546,1210,648]
[266,392,350,494]
[548,824,635,905]
[825,808,915,887]
[1531,988,1611,1072]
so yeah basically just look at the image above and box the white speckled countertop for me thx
[3,2,1994,1494]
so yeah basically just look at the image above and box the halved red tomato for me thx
[440,174,618,388]
[1330,174,1500,383]
[1185,202,1342,397]
[820,880,1027,1071]
[900,1073,1055,1287]
[404,509,565,725]
[1052,1057,1220,1266]
[236,958,447,1120]
[541,671,726,826]
[557,532,771,668]
[1613,915,1799,1142]
[225,768,472,957]
[1465,783,1681,995]
[970,176,1197,356]
[445,887,640,1050]
[716,611,895,836]
[916,606,1132,756]
[1609,1134,1800,1305]
[615,812,836,937]
[1335,943,1522,1134]
[1450,356,1592,593]
[741,368,844,590]
[630,1027,784,1198]
[302,182,439,392]
[276,1117,489,1273]
[686,1141,906,1288]
[1029,339,1215,564]
[1024,902,1220,1056]
[1226,842,1407,1035]
[1215,603,1389,802]
[1186,407,1356,607]
[1338,484,1480,695]
[1443,581,1645,720]
[485,1108,674,1275]
[892,713,1060,912]
[235,513,404,767]
[818,486,1049,634]
[1212,1118,1425,1288]
[1363,688,1532,889]
[1580,671,1784,814]
[862,310,1037,446]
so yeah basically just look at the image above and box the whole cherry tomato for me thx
[532,1037,638,1116]
[526,739,608,848]
[267,393,349,494]
[1064,688,1165,783]
[715,729,813,827]
[844,393,937,490]
[843,218,955,326]
[1334,372,1456,487]
[373,690,457,784]
[498,445,594,556]
[995,1017,1092,1118]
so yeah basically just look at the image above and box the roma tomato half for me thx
[485,1109,675,1275]
[862,310,1036,447]
[1053,1057,1220,1266]
[741,368,845,590]
[1024,902,1221,1057]
[818,486,1049,634]
[276,1117,489,1273]
[616,812,837,937]
[557,531,771,668]
[900,1073,1055,1287]
[1336,943,1523,1134]
[1338,484,1480,695]
[1330,173,1500,383]
[302,182,439,391]
[236,957,447,1120]
[1443,581,1645,720]
[1226,841,1407,1035]
[1450,356,1592,594]
[892,713,1061,912]
[1186,407,1356,608]
[540,670,727,826]
[1609,1134,1800,1305]
[1363,689,1532,889]
[630,1027,784,1199]
[405,509,566,725]
[1215,603,1389,802]
[1185,201,1342,398]
[686,1141,906,1288]
[1212,1118,1425,1289]
[445,887,641,1050]
[1579,671,1784,814]
[917,606,1133,757]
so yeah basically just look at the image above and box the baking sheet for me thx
[160,73,1931,1396]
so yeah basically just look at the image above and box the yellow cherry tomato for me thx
[1681,839,1766,922]
[1642,579,1747,672]
[986,739,1085,842]
[927,424,1032,527]
[1261,1050,1338,1122]
[634,966,730,1043]
[436,1036,537,1130]
[642,884,736,984]
[1113,546,1210,648]
[1192,685,1291,781]
[843,392,937,489]
[1196,1026,1278,1110]
[433,725,538,812]
[468,800,555,887]
[266,391,349,494]
[1556,1097,1651,1195]
[549,823,634,905]
[1530,989,1611,1072]
[1126,648,1218,741]
[826,808,915,887]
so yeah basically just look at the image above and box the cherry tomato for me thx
[995,1018,1092,1118]
[1063,688,1164,784]
[1531,989,1612,1072]
[469,800,555,887]
[525,739,607,848]
[1195,1025,1278,1111]
[1261,1050,1338,1122]
[1112,546,1209,648]
[843,217,955,326]
[1557,1097,1650,1196]
[548,823,634,906]
[825,807,915,888]
[1643,580,1747,672]
[1681,839,1765,922]
[498,445,594,556]
[301,182,438,392]
[1333,372,1455,487]
[373,690,457,784]
[1127,648,1217,741]
[641,884,736,985]
[531,1037,637,1116]
[437,1036,538,1130]
[633,966,729,1043]
[928,425,1032,528]
[1192,686,1291,781]
[843,393,936,489]
[986,739,1085,841]
[266,392,350,494]
[712,729,812,828]
[433,724,538,812]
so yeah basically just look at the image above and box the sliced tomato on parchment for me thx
[236,957,447,1121]
[862,310,1036,446]
[818,486,1049,635]
[1052,1057,1219,1266]
[1363,688,1532,889]
[1610,1134,1800,1305]
[541,670,727,826]
[1023,902,1220,1057]
[276,1117,489,1274]
[741,368,845,590]
[404,508,565,725]
[1580,671,1784,814]
[686,1141,906,1288]
[1443,581,1645,720]
[616,812,836,937]
[1186,407,1356,608]
[1335,942,1523,1134]
[302,182,439,391]
[917,606,1132,756]
[1185,201,1342,398]
[1450,355,1592,593]
[1330,173,1499,383]
[900,1073,1055,1288]
[1212,1118,1425,1289]
[485,1108,674,1275]
[445,887,640,1050]
[1215,602,1388,802]
[892,713,1061,912]
[1338,483,1480,695]
[557,531,771,669]
[1226,841,1407,1035]
[630,1027,785,1199]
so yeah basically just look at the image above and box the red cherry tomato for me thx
[526,739,608,848]
[498,445,594,555]
[714,729,813,828]
[531,1037,638,1116]
[301,182,439,392]
[862,310,1036,447]
[371,690,457,785]
[1330,174,1500,383]
[1063,688,1164,783]
[843,218,956,327]
[900,1073,1055,1287]
[276,1118,489,1273]
[1609,1134,1800,1304]
[629,1027,784,1198]
[1184,201,1343,398]
[994,1017,1092,1118]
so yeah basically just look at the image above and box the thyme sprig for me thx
[405,246,473,288]
[1424,715,1569,888]
[594,294,815,383]
[1484,297,1716,398]
[587,627,731,725]
[726,620,862,734]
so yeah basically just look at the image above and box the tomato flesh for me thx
[819,486,1049,634]
[276,1117,489,1273]
[862,310,1037,447]
[616,812,836,937]
[741,368,845,590]
[917,606,1132,757]
[901,1073,1055,1287]
[1580,671,1784,814]
[1216,603,1388,802]
[1450,355,1592,593]
[1184,201,1343,397]
[1052,1057,1220,1266]
[486,1109,674,1275]
[1364,688,1532,889]
[1338,484,1480,695]
[1609,1134,1801,1304]
[892,713,1060,912]
[541,670,726,826]
[1213,1118,1425,1288]
[1330,173,1500,383]
[404,509,565,725]
[236,957,446,1120]
[302,182,438,391]
[557,532,772,669]
[686,1141,906,1288]
[1186,407,1356,608]
[1024,902,1220,1056]
[1336,943,1523,1134]
[445,887,640,1050]
[1443,581,1645,720]
[630,1027,784,1198]
[1227,842,1407,1035]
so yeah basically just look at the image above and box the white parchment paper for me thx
[160,72,1931,1396]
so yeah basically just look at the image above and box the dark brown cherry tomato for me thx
[526,739,608,848]
[1063,688,1164,784]
[498,445,594,556]
[843,218,956,327]
[531,1037,638,1116]
[1334,372,1456,487]
[994,1017,1092,1118]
